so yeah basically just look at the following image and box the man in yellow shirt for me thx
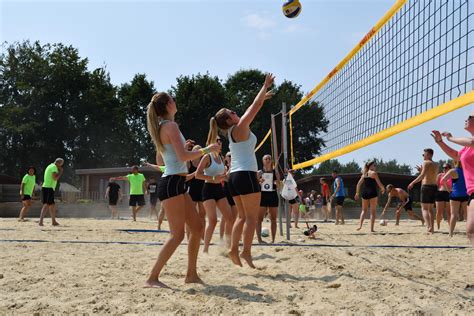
[18,166,37,221]
[39,158,64,226]
[111,166,147,221]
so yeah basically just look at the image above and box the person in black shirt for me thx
[105,179,122,219]
[148,177,159,220]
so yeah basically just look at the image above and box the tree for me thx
[367,158,412,175]
[224,70,328,170]
[171,73,226,148]
[118,74,156,164]
[0,41,90,181]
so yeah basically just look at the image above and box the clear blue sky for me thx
[1,0,472,169]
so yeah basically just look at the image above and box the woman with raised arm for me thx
[144,93,219,288]
[195,135,235,253]
[210,73,275,268]
[355,161,385,232]
[432,113,474,245]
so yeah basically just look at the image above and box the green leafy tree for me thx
[118,74,156,163]
[171,73,226,147]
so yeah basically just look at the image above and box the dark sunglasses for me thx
[468,115,474,120]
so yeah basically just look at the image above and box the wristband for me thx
[212,176,216,182]
[200,147,211,155]
[159,166,166,173]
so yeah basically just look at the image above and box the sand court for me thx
[1,218,472,314]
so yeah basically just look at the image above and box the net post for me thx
[282,102,291,241]
[271,113,284,237]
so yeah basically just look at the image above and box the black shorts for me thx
[260,191,279,208]
[150,196,158,206]
[469,193,474,206]
[188,179,204,202]
[228,171,260,197]
[129,195,145,207]
[42,188,55,205]
[436,190,450,202]
[421,185,437,204]
[223,182,235,206]
[335,196,345,206]
[450,195,469,202]
[322,197,327,206]
[398,198,413,211]
[109,196,118,206]
[289,198,298,205]
[362,189,378,200]
[202,183,226,202]
[157,175,187,201]
[22,195,31,201]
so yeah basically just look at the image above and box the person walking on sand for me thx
[39,158,64,226]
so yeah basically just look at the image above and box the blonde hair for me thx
[455,160,462,168]
[386,184,394,192]
[147,93,171,153]
[207,117,219,146]
[192,145,202,151]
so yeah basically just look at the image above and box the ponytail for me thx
[207,117,219,146]
[146,92,171,153]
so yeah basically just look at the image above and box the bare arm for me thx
[446,134,474,148]
[233,74,275,141]
[382,195,393,214]
[164,123,218,162]
[110,176,128,181]
[332,179,340,198]
[408,161,428,190]
[373,172,385,194]
[431,130,459,160]
[20,183,25,195]
[441,169,455,191]
[105,187,110,199]
[143,181,148,195]
[354,175,364,200]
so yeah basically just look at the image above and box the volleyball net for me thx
[258,0,474,170]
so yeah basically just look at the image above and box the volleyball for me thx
[261,227,270,237]
[380,219,387,226]
[282,0,302,19]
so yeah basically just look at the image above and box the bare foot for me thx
[371,230,375,233]
[39,222,44,226]
[52,221,60,226]
[184,275,204,284]
[240,252,256,269]
[228,249,243,267]
[356,227,362,231]
[258,240,267,244]
[143,280,170,289]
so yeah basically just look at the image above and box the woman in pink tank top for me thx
[432,113,474,246]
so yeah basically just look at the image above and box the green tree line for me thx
[0,41,328,183]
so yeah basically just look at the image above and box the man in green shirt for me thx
[18,166,37,221]
[111,165,147,221]
[39,158,64,226]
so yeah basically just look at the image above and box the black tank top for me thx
[362,177,377,195]
[188,161,204,187]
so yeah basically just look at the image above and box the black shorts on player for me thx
[228,171,260,197]
[42,188,55,205]
[157,175,187,201]
[129,194,145,207]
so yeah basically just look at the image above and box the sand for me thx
[0,216,473,314]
